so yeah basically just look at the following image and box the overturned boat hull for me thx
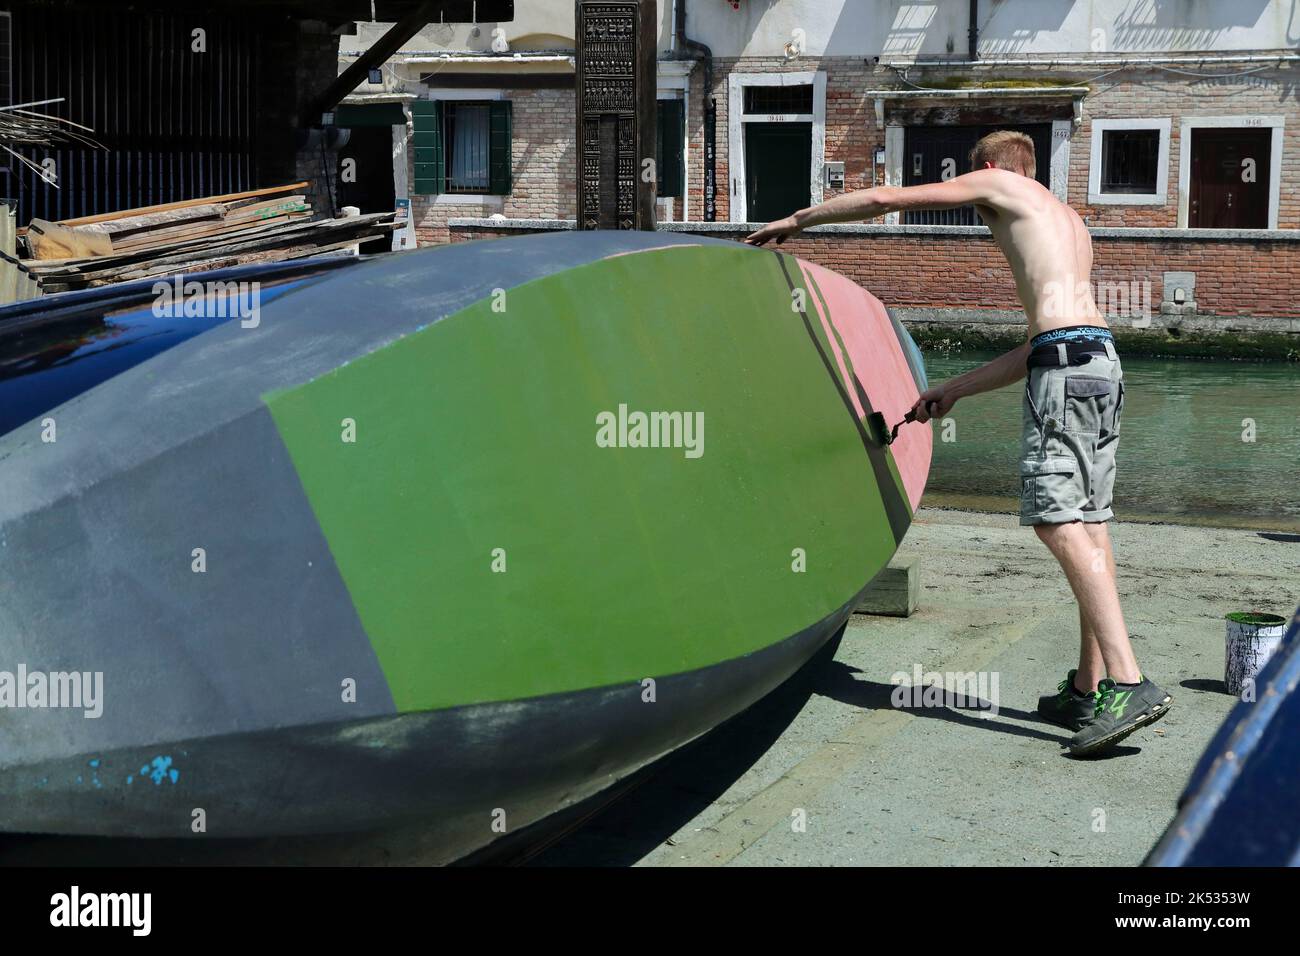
[0,231,930,859]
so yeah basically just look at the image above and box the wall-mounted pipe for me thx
[968,0,979,62]
[675,1,716,221]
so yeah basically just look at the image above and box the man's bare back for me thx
[972,170,1105,336]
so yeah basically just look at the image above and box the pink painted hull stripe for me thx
[797,260,931,512]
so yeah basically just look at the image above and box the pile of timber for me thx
[16,183,398,296]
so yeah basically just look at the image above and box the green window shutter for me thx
[656,100,684,198]
[488,100,513,195]
[411,99,444,195]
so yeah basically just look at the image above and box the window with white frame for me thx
[1088,118,1170,205]
[727,71,826,223]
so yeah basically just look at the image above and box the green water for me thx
[920,351,1300,531]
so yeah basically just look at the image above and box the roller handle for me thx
[885,401,938,445]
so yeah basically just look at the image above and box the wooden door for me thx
[1189,128,1271,229]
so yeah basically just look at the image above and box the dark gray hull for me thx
[0,594,852,860]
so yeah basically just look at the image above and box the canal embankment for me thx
[903,308,1300,361]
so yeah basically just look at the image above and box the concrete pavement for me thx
[532,508,1295,866]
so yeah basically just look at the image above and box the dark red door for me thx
[1189,128,1271,229]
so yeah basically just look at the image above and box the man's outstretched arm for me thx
[745,168,1011,245]
[909,341,1032,422]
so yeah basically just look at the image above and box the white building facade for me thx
[331,1,1300,246]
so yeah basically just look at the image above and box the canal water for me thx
[920,350,1300,532]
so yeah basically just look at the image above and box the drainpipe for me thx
[675,0,716,221]
[968,0,979,62]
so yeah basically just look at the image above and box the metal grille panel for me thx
[4,6,258,224]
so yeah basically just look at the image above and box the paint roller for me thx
[867,401,938,447]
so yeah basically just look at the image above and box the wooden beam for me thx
[28,213,396,283]
[44,2,513,23]
[418,73,574,89]
[887,102,1072,126]
[27,220,115,260]
[53,183,310,227]
[308,2,440,125]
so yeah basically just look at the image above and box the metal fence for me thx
[3,6,259,224]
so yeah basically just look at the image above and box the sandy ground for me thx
[3,508,1293,866]
[529,508,1296,866]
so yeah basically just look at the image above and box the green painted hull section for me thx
[266,245,901,713]
[801,265,911,508]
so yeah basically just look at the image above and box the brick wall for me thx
[757,230,1300,320]
[703,59,1300,229]
[409,89,577,246]
[447,222,1300,323]
[706,55,885,219]
[684,65,709,220]
[1070,67,1298,228]
[422,58,1300,233]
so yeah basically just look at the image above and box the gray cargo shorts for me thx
[1020,343,1126,526]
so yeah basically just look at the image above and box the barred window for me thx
[743,84,813,114]
[1100,129,1160,194]
[412,99,512,197]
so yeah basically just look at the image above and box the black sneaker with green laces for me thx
[1037,669,1099,731]
[1068,676,1173,757]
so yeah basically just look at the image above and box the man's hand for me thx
[744,215,802,246]
[910,385,956,423]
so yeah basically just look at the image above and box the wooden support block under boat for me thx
[856,559,920,618]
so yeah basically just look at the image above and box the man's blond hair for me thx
[969,130,1036,179]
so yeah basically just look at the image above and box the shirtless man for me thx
[745,130,1171,756]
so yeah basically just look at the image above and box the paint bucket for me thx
[1224,612,1288,696]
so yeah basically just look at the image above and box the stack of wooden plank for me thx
[15,183,399,296]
